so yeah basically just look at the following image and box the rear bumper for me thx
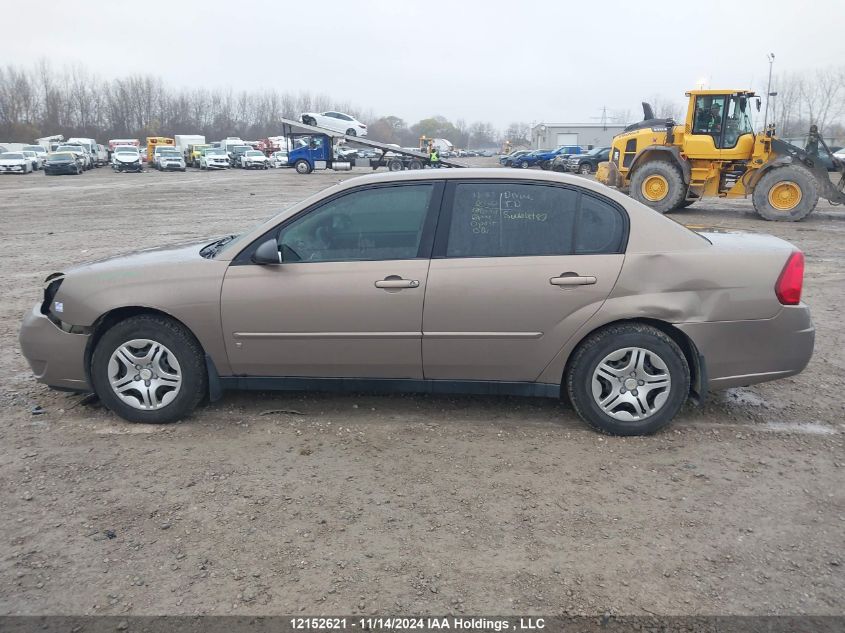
[19,305,91,391]
[676,305,814,390]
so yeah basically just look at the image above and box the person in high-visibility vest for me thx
[429,147,440,168]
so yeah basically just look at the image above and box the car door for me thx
[220,182,443,378]
[422,180,626,382]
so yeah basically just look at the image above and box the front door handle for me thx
[550,273,597,287]
[375,276,420,289]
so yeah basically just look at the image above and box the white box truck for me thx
[174,135,206,159]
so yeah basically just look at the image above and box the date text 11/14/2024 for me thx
[290,617,547,630]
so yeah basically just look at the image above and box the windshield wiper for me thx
[200,235,237,258]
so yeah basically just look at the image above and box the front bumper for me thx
[677,305,815,390]
[206,161,228,169]
[160,162,185,171]
[46,165,77,174]
[0,165,25,172]
[19,305,91,391]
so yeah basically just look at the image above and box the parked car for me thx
[44,152,83,175]
[155,149,186,172]
[558,147,611,174]
[228,145,252,167]
[512,146,581,170]
[19,169,814,435]
[269,150,289,168]
[199,148,230,170]
[301,111,368,137]
[239,150,269,170]
[499,150,530,167]
[111,146,143,172]
[0,152,34,174]
[56,144,93,170]
[94,143,109,166]
[23,144,48,165]
[22,150,43,170]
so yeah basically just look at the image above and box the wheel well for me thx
[630,148,691,184]
[562,317,705,403]
[83,306,206,388]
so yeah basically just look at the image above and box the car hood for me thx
[0,158,26,165]
[65,240,212,276]
[49,239,231,329]
[115,153,140,162]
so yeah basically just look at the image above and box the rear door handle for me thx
[550,273,597,287]
[375,276,420,289]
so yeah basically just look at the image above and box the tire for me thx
[565,323,690,436]
[629,160,686,213]
[388,159,403,171]
[90,314,207,424]
[407,159,423,170]
[673,199,696,210]
[579,163,593,175]
[752,165,819,221]
[520,161,530,169]
[346,128,356,137]
[294,159,312,174]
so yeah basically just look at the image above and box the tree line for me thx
[0,62,514,148]
[1,62,842,148]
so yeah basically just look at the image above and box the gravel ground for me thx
[0,160,843,616]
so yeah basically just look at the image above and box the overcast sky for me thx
[6,0,844,128]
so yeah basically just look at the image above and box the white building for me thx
[531,123,627,150]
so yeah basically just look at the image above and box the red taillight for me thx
[775,251,804,305]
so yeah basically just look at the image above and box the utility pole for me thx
[763,53,776,132]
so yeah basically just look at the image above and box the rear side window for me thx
[446,183,577,257]
[575,194,625,253]
[444,182,625,258]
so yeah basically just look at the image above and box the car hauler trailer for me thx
[275,117,465,174]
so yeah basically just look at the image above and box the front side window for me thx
[721,96,754,148]
[445,182,625,258]
[277,185,433,263]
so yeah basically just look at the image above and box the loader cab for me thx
[685,90,757,159]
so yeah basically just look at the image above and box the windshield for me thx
[23,145,43,152]
[48,153,73,161]
[1,153,23,159]
[246,151,262,156]
[160,151,180,157]
[233,146,250,152]
[207,149,226,155]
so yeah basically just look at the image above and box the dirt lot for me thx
[0,161,843,617]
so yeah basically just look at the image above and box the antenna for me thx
[763,53,776,132]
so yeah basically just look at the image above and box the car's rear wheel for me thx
[752,165,819,221]
[565,323,689,436]
[91,315,207,424]
[630,160,686,213]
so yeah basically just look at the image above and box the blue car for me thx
[512,145,581,169]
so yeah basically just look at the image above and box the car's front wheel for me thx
[294,159,312,174]
[565,323,689,435]
[91,314,207,424]
[579,163,593,175]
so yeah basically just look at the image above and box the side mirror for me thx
[252,238,281,265]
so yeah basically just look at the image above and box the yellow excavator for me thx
[596,89,845,221]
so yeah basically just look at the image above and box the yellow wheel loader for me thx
[596,90,845,221]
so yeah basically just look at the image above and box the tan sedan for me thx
[19,169,814,434]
